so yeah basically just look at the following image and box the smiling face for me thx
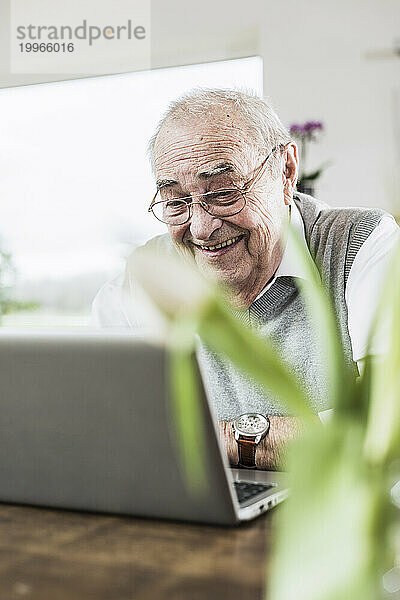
[153,112,297,307]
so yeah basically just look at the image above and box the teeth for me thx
[200,235,241,251]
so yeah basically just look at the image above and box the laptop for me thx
[0,330,289,525]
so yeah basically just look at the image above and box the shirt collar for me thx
[254,200,313,301]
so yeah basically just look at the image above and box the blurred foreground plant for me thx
[132,232,400,600]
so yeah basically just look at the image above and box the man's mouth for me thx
[192,234,244,256]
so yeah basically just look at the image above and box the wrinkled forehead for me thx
[153,116,260,184]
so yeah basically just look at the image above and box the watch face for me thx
[234,414,269,436]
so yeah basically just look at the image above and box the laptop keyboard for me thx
[233,481,273,505]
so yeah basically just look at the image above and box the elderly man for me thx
[93,89,400,470]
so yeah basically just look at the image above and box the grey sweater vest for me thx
[196,193,385,418]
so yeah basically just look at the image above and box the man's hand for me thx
[218,417,311,470]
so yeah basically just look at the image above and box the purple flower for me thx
[304,121,323,134]
[289,121,324,140]
[289,123,303,136]
[288,120,327,181]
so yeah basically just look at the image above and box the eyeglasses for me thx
[148,145,282,226]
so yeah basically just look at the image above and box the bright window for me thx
[0,57,263,326]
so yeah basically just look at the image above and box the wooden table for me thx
[0,503,274,600]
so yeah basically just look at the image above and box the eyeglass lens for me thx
[151,189,246,225]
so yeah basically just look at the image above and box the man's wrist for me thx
[219,418,273,469]
[254,418,281,470]
[218,416,310,471]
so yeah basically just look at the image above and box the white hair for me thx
[147,88,292,175]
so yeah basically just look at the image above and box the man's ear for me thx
[282,142,299,206]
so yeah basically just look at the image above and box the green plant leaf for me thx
[286,226,354,413]
[302,161,332,181]
[168,326,209,495]
[268,422,391,600]
[364,241,400,465]
[199,300,314,419]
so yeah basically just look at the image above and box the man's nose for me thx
[189,203,222,241]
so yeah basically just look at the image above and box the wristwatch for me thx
[233,413,270,469]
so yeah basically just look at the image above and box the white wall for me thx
[0,0,399,211]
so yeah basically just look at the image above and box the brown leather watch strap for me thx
[237,438,256,468]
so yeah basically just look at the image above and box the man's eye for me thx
[166,200,186,208]
[164,199,187,214]
[209,190,238,204]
